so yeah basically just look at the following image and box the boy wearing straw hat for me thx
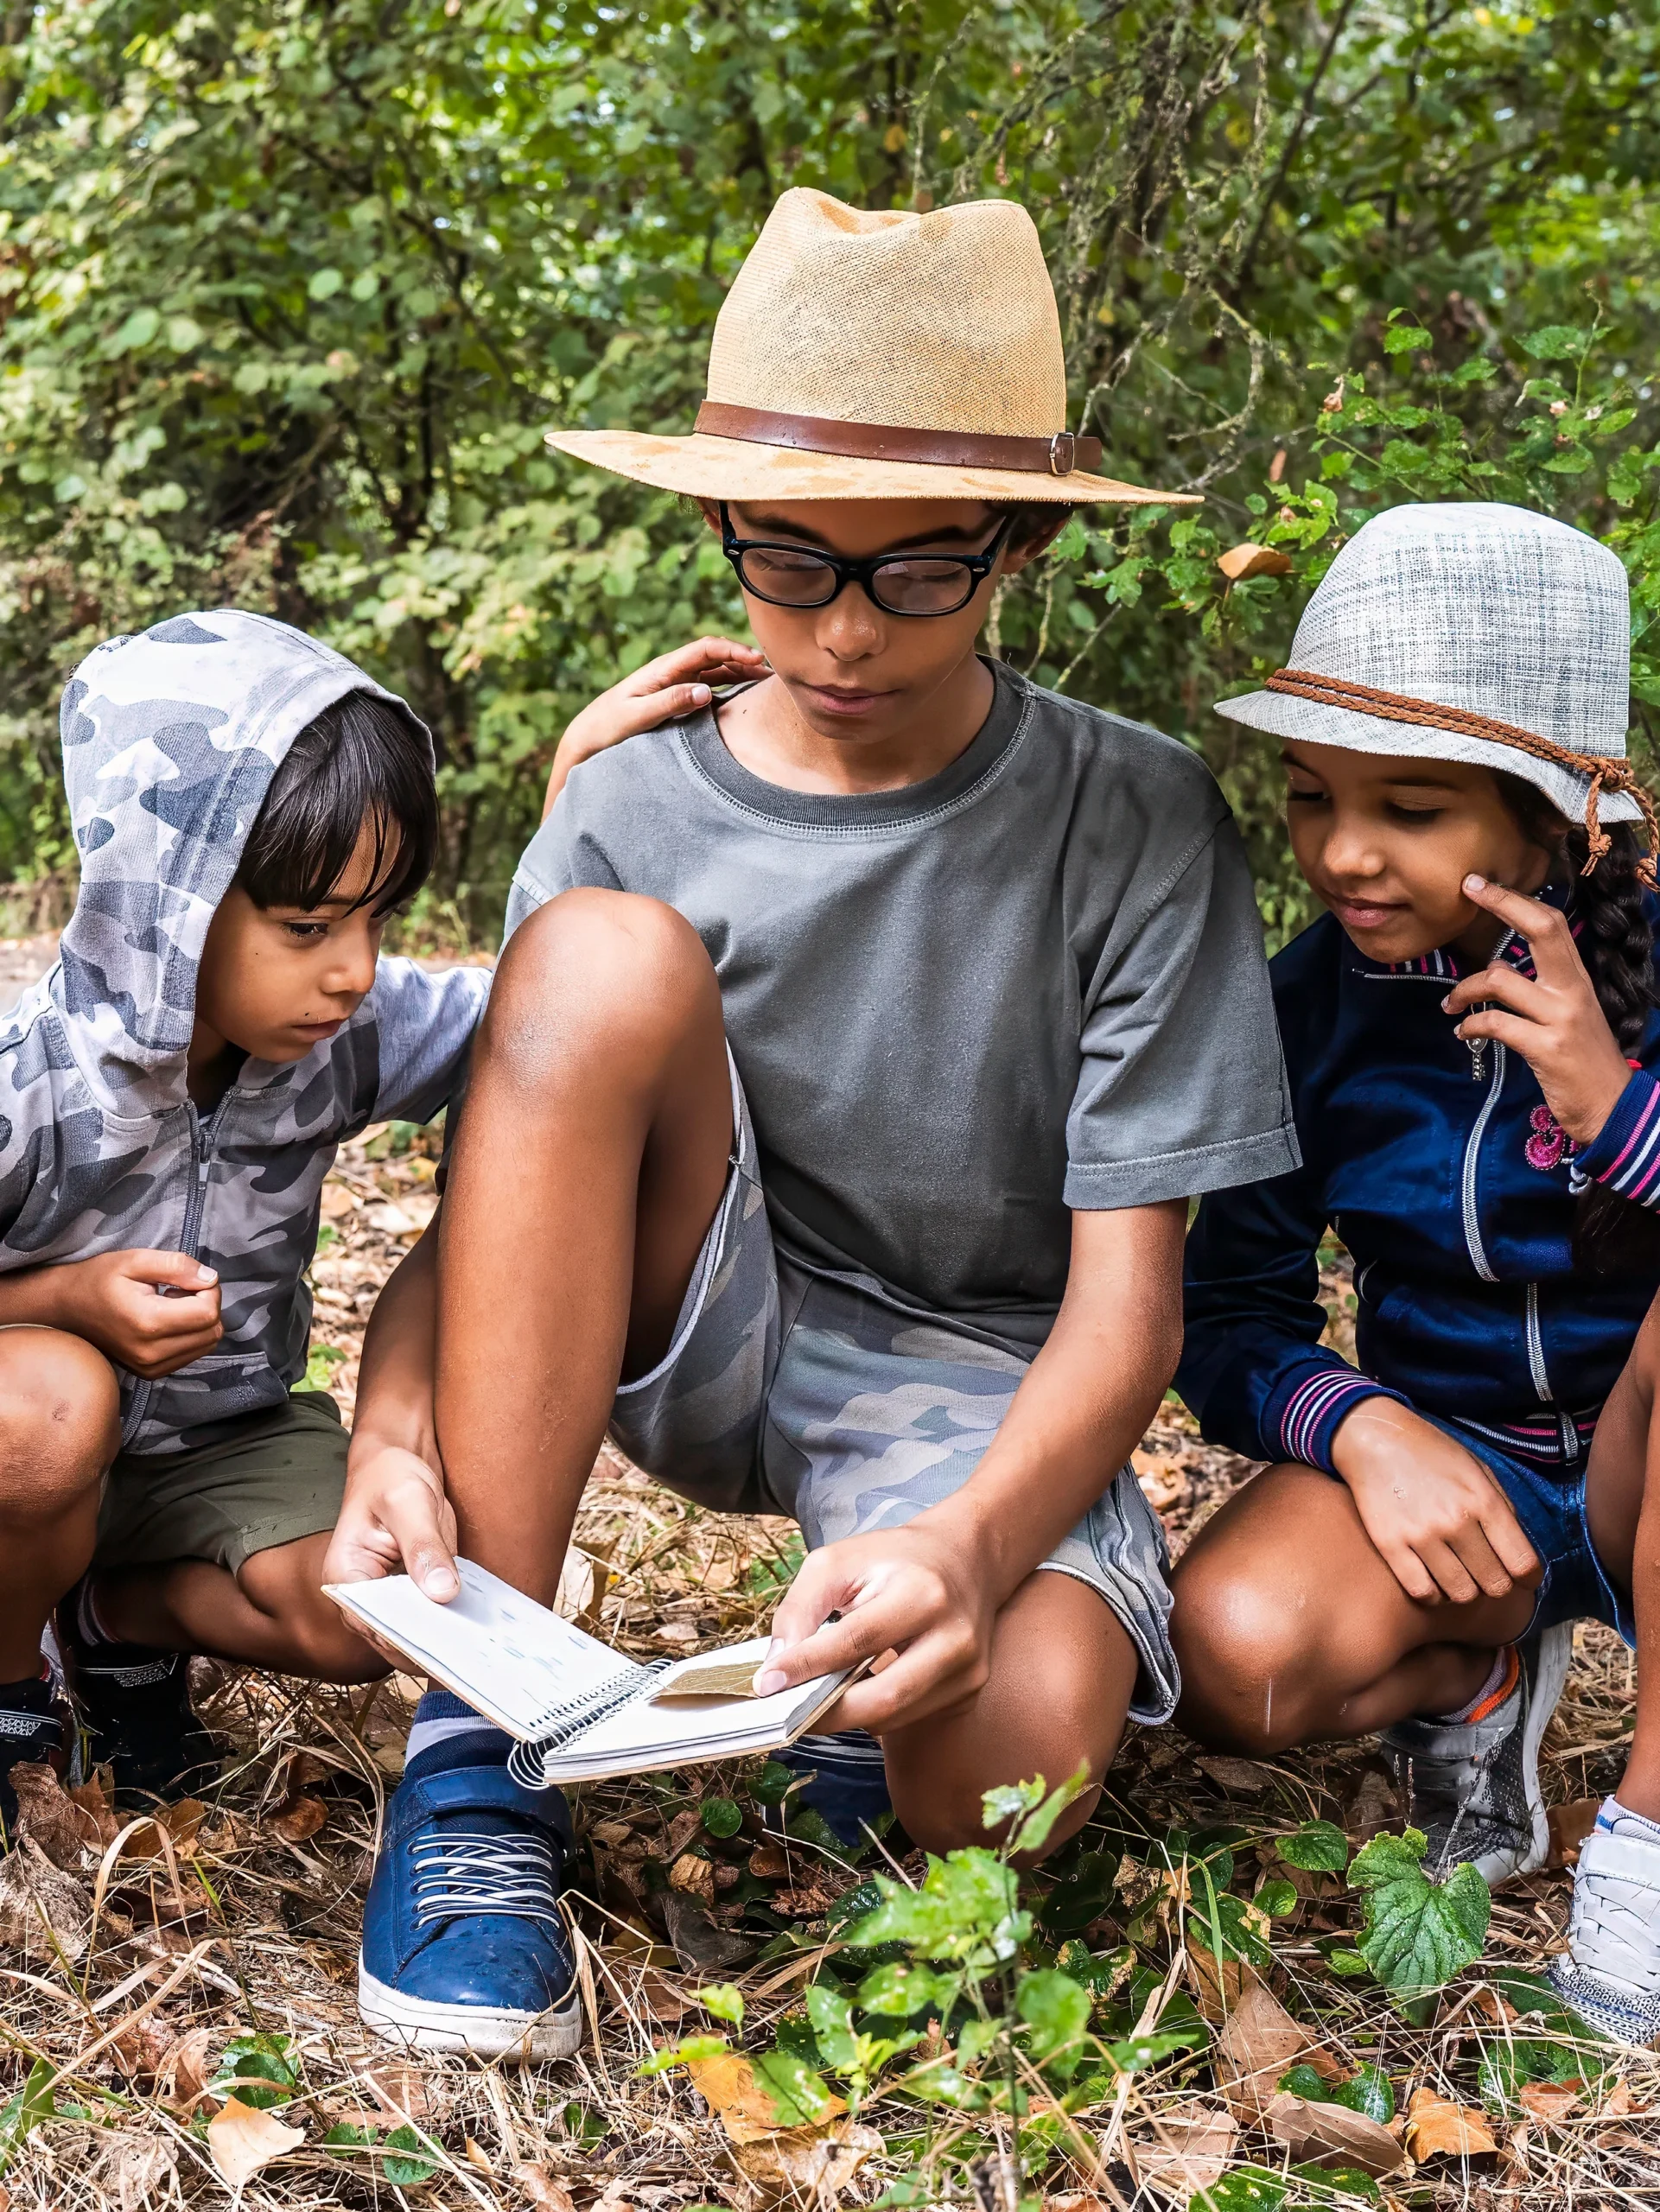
[334,188,1299,2060]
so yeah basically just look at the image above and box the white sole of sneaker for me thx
[1491,1619,1574,1888]
[357,1961,583,2062]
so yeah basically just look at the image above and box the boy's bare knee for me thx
[238,1548,391,1683]
[1172,1559,1319,1753]
[0,1328,118,1517]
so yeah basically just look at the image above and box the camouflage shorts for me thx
[610,1058,1178,1725]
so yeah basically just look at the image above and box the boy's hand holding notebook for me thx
[327,1558,862,1785]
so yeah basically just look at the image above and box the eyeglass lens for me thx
[736,545,980,615]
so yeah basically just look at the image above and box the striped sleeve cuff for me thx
[1266,1363,1409,1475]
[1575,1069,1660,1207]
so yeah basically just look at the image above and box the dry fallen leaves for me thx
[10,1759,102,1866]
[1517,2078,1581,2122]
[207,2094,306,2187]
[729,2118,883,2205]
[1212,1977,1342,2120]
[1129,2101,1239,2191]
[1404,2086,1500,2159]
[1546,1796,1601,1869]
[0,1834,92,1960]
[92,2131,179,2212]
[269,1793,328,1845]
[1266,2089,1406,2177]
[513,2166,578,2211]
[688,2050,848,2143]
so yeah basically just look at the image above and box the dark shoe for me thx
[359,1732,582,2061]
[1382,1624,1571,1886]
[766,1728,891,1848]
[59,1594,219,1804]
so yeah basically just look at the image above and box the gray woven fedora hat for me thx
[1216,502,1640,831]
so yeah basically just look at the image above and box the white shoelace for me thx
[410,1829,563,1930]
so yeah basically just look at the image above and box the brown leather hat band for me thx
[694,401,1103,478]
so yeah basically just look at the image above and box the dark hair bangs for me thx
[237,690,439,916]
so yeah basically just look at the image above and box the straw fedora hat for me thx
[548,188,1189,506]
[1216,502,1656,863]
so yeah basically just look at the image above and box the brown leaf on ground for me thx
[1217,541,1294,581]
[774,1877,840,1919]
[363,2060,431,2123]
[1187,1940,1252,2021]
[669,1849,716,1904]
[1213,1977,1342,2119]
[635,1967,691,2021]
[1129,2101,1239,2191]
[119,1799,208,1862]
[689,2050,847,2144]
[1132,1449,1190,1512]
[10,1760,100,1866]
[513,2166,578,2212]
[1546,1797,1601,1869]
[156,2024,217,2110]
[1517,2079,1580,2122]
[663,1808,703,1859]
[92,2131,179,2212]
[662,1889,760,1973]
[0,1834,91,1958]
[68,1771,122,1846]
[748,1840,791,1879]
[729,2117,882,2203]
[270,1793,328,1844]
[207,2095,305,2187]
[590,1819,633,1847]
[1346,1761,1401,1839]
[1195,1753,1276,1796]
[1266,2090,1405,2177]
[1403,2087,1499,2159]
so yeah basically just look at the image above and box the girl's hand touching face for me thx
[1442,875,1635,1145]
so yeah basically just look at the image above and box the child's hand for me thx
[1443,875,1634,1143]
[1331,1395,1540,1605]
[542,637,769,819]
[21,1249,224,1376]
[753,1522,995,1733]
[324,1438,460,1602]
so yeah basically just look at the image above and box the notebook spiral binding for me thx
[506,1656,676,1789]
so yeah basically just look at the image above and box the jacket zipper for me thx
[1460,1042,1506,1283]
[1523,1280,1580,1464]
[122,1103,214,1443]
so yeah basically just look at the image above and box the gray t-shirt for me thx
[506,663,1297,1351]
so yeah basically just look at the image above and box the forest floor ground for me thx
[0,938,1650,2210]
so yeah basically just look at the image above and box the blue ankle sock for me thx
[404,1689,512,1776]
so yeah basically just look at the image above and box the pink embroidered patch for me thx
[1526,1103,1566,1173]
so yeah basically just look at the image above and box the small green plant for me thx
[207,2031,301,2109]
[1345,1828,1491,2010]
[303,1341,347,1392]
[323,2121,440,2184]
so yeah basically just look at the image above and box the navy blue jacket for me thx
[1178,893,1660,1475]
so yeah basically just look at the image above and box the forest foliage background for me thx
[2,0,1659,945]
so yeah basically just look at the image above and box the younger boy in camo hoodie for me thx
[0,612,487,1827]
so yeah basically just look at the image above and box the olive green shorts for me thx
[95,1390,349,1577]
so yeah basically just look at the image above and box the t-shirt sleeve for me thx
[1064,812,1300,1209]
[502,787,624,948]
[368,959,492,1126]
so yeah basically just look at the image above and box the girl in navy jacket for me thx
[1173,504,1660,2046]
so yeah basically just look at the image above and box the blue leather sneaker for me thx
[359,1732,582,2060]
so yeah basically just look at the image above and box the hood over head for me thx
[57,611,430,1108]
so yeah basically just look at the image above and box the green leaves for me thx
[208,2031,301,2110]
[980,1762,1092,1857]
[701,1796,743,1839]
[1280,1820,1351,1873]
[1014,1968,1091,2077]
[1347,1827,1491,2002]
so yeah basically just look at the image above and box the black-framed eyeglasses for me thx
[719,503,1013,618]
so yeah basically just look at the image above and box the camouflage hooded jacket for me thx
[0,611,491,1454]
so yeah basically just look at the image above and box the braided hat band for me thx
[1266,666,1660,890]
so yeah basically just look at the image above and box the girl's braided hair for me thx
[1497,772,1660,1274]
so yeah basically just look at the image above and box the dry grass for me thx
[0,979,1653,2206]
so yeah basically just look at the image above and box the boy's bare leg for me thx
[1578,1296,1660,1816]
[0,1328,118,1677]
[883,1571,1137,1855]
[93,1535,388,1684]
[435,889,734,1595]
[1173,1465,1537,1753]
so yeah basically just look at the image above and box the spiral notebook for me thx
[326,1559,860,1786]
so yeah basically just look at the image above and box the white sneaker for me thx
[1548,1802,1660,2047]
